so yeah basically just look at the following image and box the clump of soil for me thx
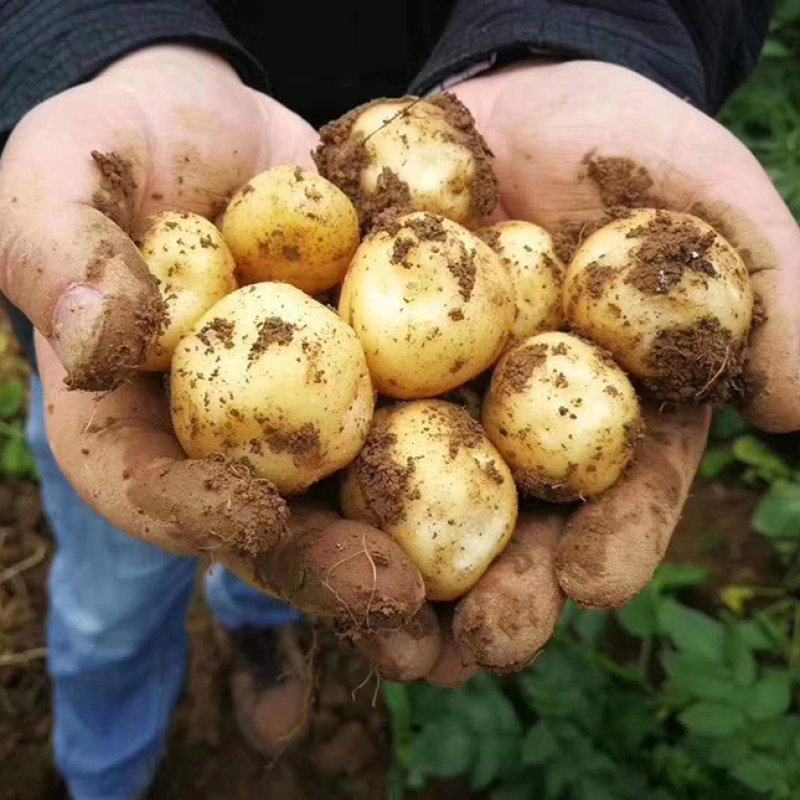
[644,316,746,404]
[625,211,717,296]
[266,423,322,466]
[585,264,617,299]
[496,342,548,394]
[249,317,295,361]
[553,206,632,264]
[512,464,581,503]
[314,94,497,230]
[91,150,137,231]
[449,242,476,302]
[353,425,415,526]
[197,318,235,351]
[584,155,654,208]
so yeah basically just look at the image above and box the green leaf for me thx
[763,38,794,58]
[711,405,752,439]
[701,734,752,769]
[471,734,503,791]
[0,379,24,419]
[491,784,534,800]
[1,436,36,478]
[741,672,792,721]
[521,720,558,766]
[753,481,800,540]
[749,715,800,754]
[732,435,792,482]
[662,653,734,699]
[545,759,576,799]
[617,587,659,638]
[678,702,746,738]
[700,444,737,480]
[573,609,608,643]
[732,755,790,796]
[659,598,725,662]
[652,563,710,591]
[414,717,475,779]
[738,618,780,651]
[725,624,757,686]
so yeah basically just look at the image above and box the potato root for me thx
[564,209,753,403]
[479,221,565,345]
[222,166,359,295]
[341,400,518,601]
[339,212,515,398]
[314,95,497,229]
[137,211,237,371]
[482,332,642,501]
[171,283,374,495]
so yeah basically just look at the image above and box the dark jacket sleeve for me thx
[0,0,265,145]
[409,0,776,115]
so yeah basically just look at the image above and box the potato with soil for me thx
[138,211,237,371]
[341,400,518,601]
[563,209,753,403]
[339,212,515,399]
[314,95,497,229]
[479,221,565,345]
[171,283,374,495]
[482,332,642,501]
[222,166,360,295]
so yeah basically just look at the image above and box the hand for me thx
[0,46,433,675]
[366,60,800,684]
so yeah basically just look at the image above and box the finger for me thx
[557,403,710,608]
[37,332,288,557]
[349,605,442,682]
[426,606,479,687]
[453,510,565,673]
[254,502,426,632]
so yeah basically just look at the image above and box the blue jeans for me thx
[27,378,300,800]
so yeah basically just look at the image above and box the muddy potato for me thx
[479,221,565,345]
[482,332,642,501]
[314,96,497,229]
[341,400,518,601]
[171,283,374,495]
[339,212,515,398]
[138,211,237,371]
[563,209,753,403]
[221,166,359,295]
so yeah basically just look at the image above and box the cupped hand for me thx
[371,60,800,685]
[0,46,436,677]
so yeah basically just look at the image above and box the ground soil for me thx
[0,471,769,800]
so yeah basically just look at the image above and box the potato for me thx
[339,212,515,398]
[314,95,497,229]
[137,211,237,371]
[341,400,518,601]
[479,221,565,345]
[221,166,359,295]
[563,209,753,403]
[171,283,374,495]
[482,332,642,501]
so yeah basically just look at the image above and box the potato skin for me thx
[339,212,515,399]
[563,209,753,402]
[482,332,642,501]
[341,400,518,601]
[479,221,565,346]
[171,283,374,495]
[222,166,359,295]
[138,211,237,371]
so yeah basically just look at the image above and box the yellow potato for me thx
[479,220,565,345]
[315,96,497,228]
[563,209,753,402]
[339,212,515,398]
[482,332,642,501]
[222,166,359,295]
[138,211,237,371]
[171,283,374,495]
[341,400,518,601]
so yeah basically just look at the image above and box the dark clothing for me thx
[0,0,777,361]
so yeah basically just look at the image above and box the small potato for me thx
[221,166,359,295]
[563,209,753,403]
[479,221,565,345]
[341,400,518,601]
[138,211,237,371]
[314,95,497,229]
[172,283,374,495]
[339,212,515,398]
[482,332,642,501]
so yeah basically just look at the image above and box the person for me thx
[1,1,798,798]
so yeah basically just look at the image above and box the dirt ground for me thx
[0,469,767,800]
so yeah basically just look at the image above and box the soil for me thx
[90,150,137,232]
[494,341,548,394]
[249,317,296,361]
[584,155,654,209]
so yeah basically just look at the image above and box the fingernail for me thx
[51,284,106,376]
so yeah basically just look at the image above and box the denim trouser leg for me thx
[27,377,299,800]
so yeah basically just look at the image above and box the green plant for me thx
[0,324,36,481]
